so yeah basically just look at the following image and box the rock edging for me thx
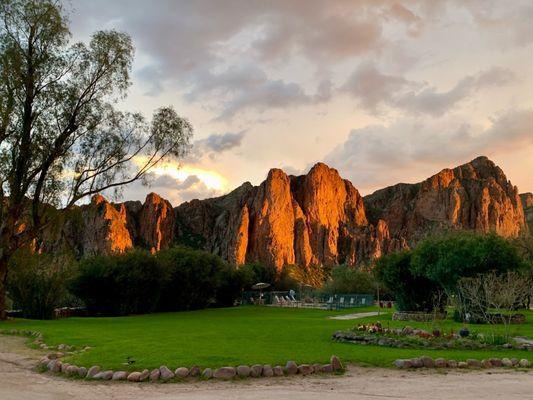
[393,356,531,369]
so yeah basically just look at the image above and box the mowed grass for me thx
[1,306,532,371]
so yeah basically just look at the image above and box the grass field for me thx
[1,306,532,371]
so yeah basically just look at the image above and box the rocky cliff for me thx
[364,156,526,244]
[40,156,528,268]
[521,192,533,231]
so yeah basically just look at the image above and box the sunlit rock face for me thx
[521,192,533,230]
[138,193,175,252]
[364,156,527,244]
[176,163,400,269]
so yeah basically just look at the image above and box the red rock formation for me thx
[138,193,175,252]
[364,156,527,243]
[521,192,533,230]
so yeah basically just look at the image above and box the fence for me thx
[242,291,373,310]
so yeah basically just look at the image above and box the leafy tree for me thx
[0,0,192,318]
[375,250,443,312]
[322,265,376,294]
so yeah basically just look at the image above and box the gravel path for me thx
[1,335,532,400]
[328,311,383,320]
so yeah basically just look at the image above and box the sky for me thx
[67,0,533,206]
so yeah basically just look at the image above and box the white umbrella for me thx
[251,282,270,304]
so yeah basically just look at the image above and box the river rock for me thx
[502,358,513,367]
[236,365,251,377]
[112,371,128,380]
[139,369,150,381]
[214,367,236,379]
[159,365,175,380]
[189,365,201,377]
[202,368,213,379]
[149,368,160,382]
[298,364,313,375]
[467,359,481,368]
[175,367,189,378]
[127,372,141,382]
[78,367,87,378]
[330,355,343,371]
[47,359,62,373]
[250,364,263,377]
[87,365,100,378]
[285,361,298,375]
[273,366,284,376]
[321,364,334,373]
[262,365,274,377]
[519,359,530,367]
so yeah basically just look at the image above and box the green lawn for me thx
[1,306,531,371]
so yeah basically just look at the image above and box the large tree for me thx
[0,0,193,319]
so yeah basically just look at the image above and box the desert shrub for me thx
[70,250,164,315]
[285,264,331,288]
[8,250,77,319]
[322,265,376,294]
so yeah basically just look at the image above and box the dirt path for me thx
[1,335,532,400]
[328,311,383,320]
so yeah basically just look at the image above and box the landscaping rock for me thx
[65,365,80,376]
[273,366,284,376]
[502,358,513,367]
[149,368,160,382]
[298,364,313,375]
[159,365,175,380]
[458,362,468,369]
[189,365,201,377]
[410,358,423,368]
[467,359,481,368]
[330,355,343,371]
[39,357,50,367]
[214,367,236,380]
[60,363,70,373]
[447,360,458,368]
[321,364,333,373]
[420,356,434,368]
[127,372,142,382]
[47,352,61,360]
[112,371,128,380]
[394,359,406,369]
[519,359,530,368]
[92,372,104,380]
[481,359,492,368]
[236,365,251,377]
[262,365,274,377]
[47,359,62,373]
[202,368,213,379]
[489,358,502,367]
[250,364,263,377]
[78,367,87,378]
[312,363,322,373]
[175,367,189,378]
[285,361,298,375]
[103,370,114,380]
[139,369,150,381]
[87,365,100,378]
[511,358,519,366]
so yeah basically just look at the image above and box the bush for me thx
[322,265,376,294]
[8,250,77,319]
[70,250,164,315]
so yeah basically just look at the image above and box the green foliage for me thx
[375,232,526,313]
[7,250,77,319]
[322,265,376,294]
[411,231,524,293]
[70,250,163,316]
[70,247,244,315]
[375,250,439,312]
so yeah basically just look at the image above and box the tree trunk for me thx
[0,255,8,320]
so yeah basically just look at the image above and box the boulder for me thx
[519,359,530,368]
[420,356,434,368]
[149,368,160,382]
[78,367,87,378]
[87,365,100,378]
[202,368,213,379]
[139,369,150,381]
[321,364,334,373]
[159,365,175,381]
[236,365,251,377]
[410,358,423,368]
[39,357,50,367]
[127,372,142,382]
[393,359,407,369]
[262,365,274,377]
[467,359,481,368]
[489,358,502,367]
[112,371,128,380]
[285,361,298,375]
[47,359,62,373]
[330,355,343,371]
[189,365,201,377]
[101,370,113,380]
[447,360,457,368]
[481,359,492,368]
[65,365,80,376]
[214,367,236,380]
[175,367,189,378]
[297,364,313,375]
[511,358,519,366]
[458,362,468,369]
[312,363,322,373]
[502,358,513,367]
[250,364,263,377]
[60,363,70,373]
[273,366,284,376]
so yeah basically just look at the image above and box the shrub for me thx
[70,250,164,315]
[8,250,77,319]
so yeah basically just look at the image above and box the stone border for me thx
[392,311,447,322]
[393,355,531,369]
[1,328,344,382]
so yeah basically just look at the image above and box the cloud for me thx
[324,109,533,193]
[342,63,515,116]
[188,131,246,161]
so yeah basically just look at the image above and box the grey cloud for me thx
[324,109,533,193]
[188,131,246,161]
[342,63,515,116]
